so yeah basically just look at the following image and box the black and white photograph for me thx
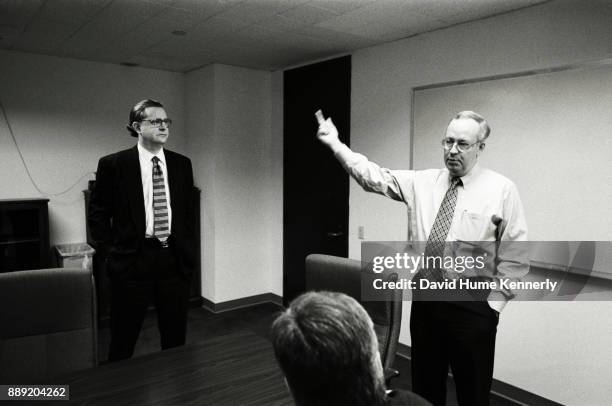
[0,1,611,405]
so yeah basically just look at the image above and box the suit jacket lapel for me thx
[125,145,146,235]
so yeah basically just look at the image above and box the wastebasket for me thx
[55,243,96,271]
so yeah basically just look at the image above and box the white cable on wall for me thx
[0,100,95,197]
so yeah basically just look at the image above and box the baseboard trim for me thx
[396,343,563,406]
[490,380,564,406]
[201,293,283,313]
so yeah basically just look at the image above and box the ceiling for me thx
[0,0,548,72]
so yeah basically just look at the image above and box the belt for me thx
[145,237,170,248]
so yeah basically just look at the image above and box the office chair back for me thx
[305,254,402,371]
[0,268,97,383]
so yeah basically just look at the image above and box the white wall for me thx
[348,1,612,404]
[270,70,284,297]
[184,65,216,300]
[0,50,185,249]
[186,64,281,303]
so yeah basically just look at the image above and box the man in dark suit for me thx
[89,99,196,361]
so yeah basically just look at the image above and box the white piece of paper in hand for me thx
[315,109,325,125]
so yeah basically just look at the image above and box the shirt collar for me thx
[458,163,480,189]
[440,163,481,189]
[137,143,166,166]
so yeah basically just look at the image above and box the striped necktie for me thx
[422,177,462,280]
[152,156,170,242]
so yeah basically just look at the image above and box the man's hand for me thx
[315,110,341,151]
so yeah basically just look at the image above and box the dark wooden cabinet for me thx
[84,186,202,323]
[0,199,50,272]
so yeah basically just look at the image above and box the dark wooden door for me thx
[283,56,351,305]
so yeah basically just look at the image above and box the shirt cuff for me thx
[487,290,509,313]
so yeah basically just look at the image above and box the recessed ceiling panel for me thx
[1,0,550,71]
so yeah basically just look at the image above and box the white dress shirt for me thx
[334,143,529,312]
[137,143,172,238]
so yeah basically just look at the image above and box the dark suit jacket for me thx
[88,145,196,278]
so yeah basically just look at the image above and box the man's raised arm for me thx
[315,109,405,202]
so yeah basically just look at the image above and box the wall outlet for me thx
[358,226,365,240]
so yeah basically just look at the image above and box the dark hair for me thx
[126,99,164,137]
[271,291,386,406]
[452,110,491,141]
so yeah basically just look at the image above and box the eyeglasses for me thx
[441,138,481,153]
[141,118,172,128]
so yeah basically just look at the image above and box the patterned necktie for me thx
[152,157,170,241]
[423,177,462,280]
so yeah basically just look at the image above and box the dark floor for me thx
[98,303,519,406]
[98,302,282,361]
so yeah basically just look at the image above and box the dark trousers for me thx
[410,301,498,406]
[108,239,190,362]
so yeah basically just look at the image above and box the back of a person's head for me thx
[271,291,386,406]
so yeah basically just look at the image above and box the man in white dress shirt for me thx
[316,110,528,406]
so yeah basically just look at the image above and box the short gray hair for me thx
[452,110,491,141]
[271,291,386,406]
